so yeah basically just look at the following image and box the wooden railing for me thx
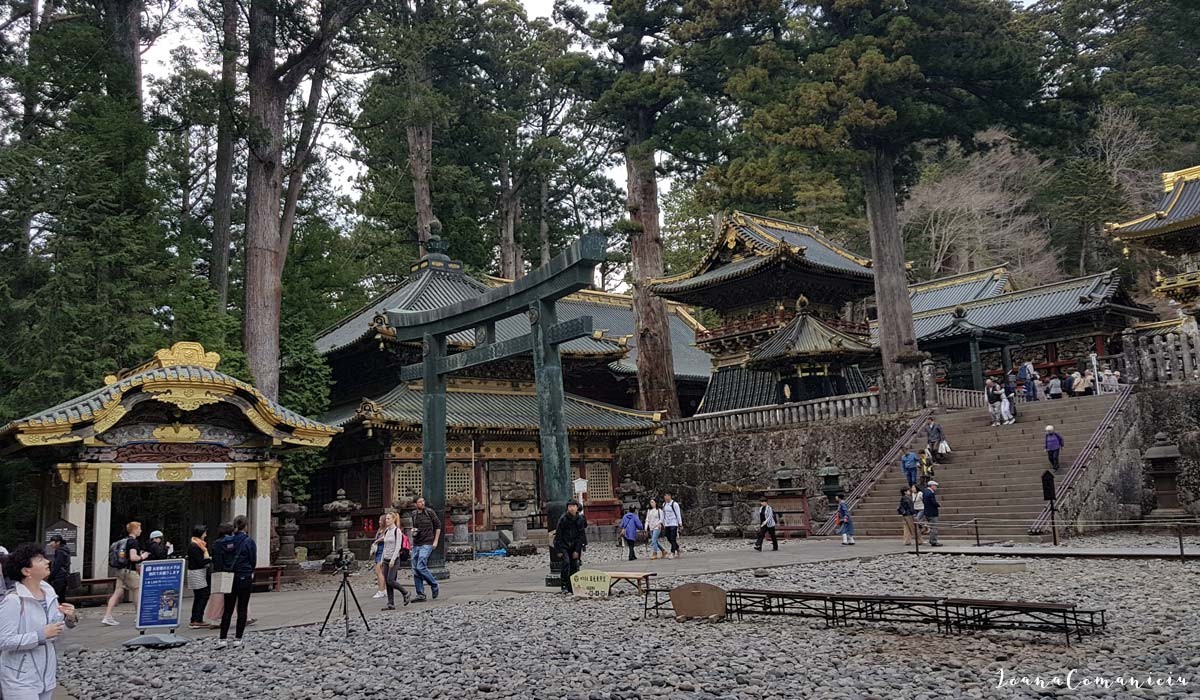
[814,409,934,536]
[663,392,881,437]
[1028,385,1134,535]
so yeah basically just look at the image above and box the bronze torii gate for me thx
[389,233,607,583]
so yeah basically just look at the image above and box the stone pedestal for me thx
[711,486,740,538]
[272,491,306,569]
[446,506,474,561]
[322,488,361,571]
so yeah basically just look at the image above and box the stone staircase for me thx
[848,394,1120,540]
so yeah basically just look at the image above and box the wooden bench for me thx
[605,571,655,596]
[69,577,116,607]
[252,565,285,593]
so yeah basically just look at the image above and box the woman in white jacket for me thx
[0,543,77,700]
[644,499,667,560]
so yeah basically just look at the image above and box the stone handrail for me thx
[663,391,881,437]
[936,386,985,409]
[1121,327,1200,385]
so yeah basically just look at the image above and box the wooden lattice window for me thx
[586,462,614,500]
[447,462,472,499]
[394,462,423,501]
[367,467,383,508]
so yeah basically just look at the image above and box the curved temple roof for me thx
[1108,166,1200,254]
[0,342,340,452]
[748,312,875,367]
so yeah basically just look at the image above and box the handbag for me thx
[937,440,951,454]
[211,571,234,594]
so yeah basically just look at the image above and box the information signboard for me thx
[136,559,186,630]
[43,520,78,556]
[570,569,611,599]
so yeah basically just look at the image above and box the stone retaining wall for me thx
[614,413,916,534]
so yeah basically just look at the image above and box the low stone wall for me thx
[1130,384,1200,516]
[614,413,917,534]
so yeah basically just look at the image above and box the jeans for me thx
[987,403,1003,424]
[560,550,581,591]
[649,528,665,555]
[903,468,917,487]
[383,560,410,605]
[664,526,680,554]
[926,516,939,545]
[411,544,438,596]
[755,526,777,550]
[191,584,210,624]
[1047,449,1060,470]
[220,578,253,640]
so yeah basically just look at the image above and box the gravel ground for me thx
[988,530,1200,550]
[60,554,1199,699]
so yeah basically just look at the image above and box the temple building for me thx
[0,342,338,576]
[648,211,877,412]
[310,237,710,529]
[1109,165,1200,318]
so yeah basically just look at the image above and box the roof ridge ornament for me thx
[108,342,221,383]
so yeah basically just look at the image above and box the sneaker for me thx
[753,546,761,551]
[401,591,411,606]
[101,617,119,626]
[382,604,395,611]
[372,591,386,599]
[431,588,439,600]
[216,640,227,649]
[411,595,427,603]
[232,639,243,647]
[189,622,208,629]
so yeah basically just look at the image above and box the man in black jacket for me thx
[922,481,941,547]
[552,501,588,593]
[48,534,71,601]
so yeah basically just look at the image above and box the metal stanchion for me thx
[1179,524,1186,564]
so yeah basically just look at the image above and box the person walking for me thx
[0,543,78,700]
[644,498,666,560]
[619,507,643,561]
[1004,367,1019,420]
[835,495,855,545]
[46,535,71,603]
[923,417,945,463]
[919,449,936,486]
[985,379,1004,426]
[923,481,942,547]
[754,496,778,551]
[186,525,212,630]
[661,492,683,559]
[1048,374,1063,399]
[900,448,919,487]
[897,487,919,546]
[410,497,441,602]
[1079,369,1095,396]
[1064,371,1078,397]
[553,501,588,593]
[370,514,387,600]
[101,521,148,626]
[1045,425,1065,472]
[379,512,411,610]
[213,515,256,648]
[1019,361,1038,401]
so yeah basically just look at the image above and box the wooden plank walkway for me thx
[929,546,1200,560]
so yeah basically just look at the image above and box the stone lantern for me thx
[710,483,740,538]
[393,495,416,529]
[272,490,306,567]
[445,494,475,561]
[322,488,360,571]
[617,474,644,513]
[1143,432,1183,512]
[774,462,796,489]
[818,459,843,505]
[505,481,537,556]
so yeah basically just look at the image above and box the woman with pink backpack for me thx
[379,512,411,610]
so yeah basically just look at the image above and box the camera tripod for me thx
[319,563,370,637]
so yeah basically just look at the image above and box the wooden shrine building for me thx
[311,237,708,529]
[0,342,339,576]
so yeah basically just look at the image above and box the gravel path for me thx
[60,553,1198,699]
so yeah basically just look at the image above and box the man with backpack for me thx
[102,521,149,626]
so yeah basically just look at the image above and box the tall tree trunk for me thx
[244,0,287,400]
[100,0,143,107]
[210,0,238,311]
[625,146,680,418]
[498,159,519,278]
[407,122,435,256]
[279,65,326,244]
[1078,221,1089,276]
[538,175,551,266]
[862,147,918,393]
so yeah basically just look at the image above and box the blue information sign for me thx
[136,559,186,630]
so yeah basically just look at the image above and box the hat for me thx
[150,530,164,539]
[48,534,65,543]
[927,481,938,487]
[0,546,8,556]
[1045,425,1054,432]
